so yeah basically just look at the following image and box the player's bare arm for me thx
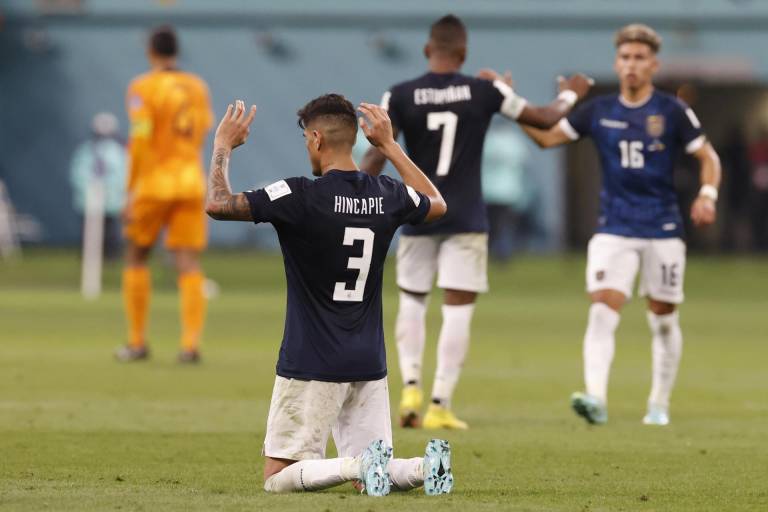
[358,102,447,222]
[359,125,399,177]
[205,100,257,221]
[479,69,593,129]
[520,123,574,149]
[690,141,721,227]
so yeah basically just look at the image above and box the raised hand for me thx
[214,99,257,150]
[558,73,594,100]
[357,103,395,149]
[477,68,514,88]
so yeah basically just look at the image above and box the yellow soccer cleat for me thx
[399,385,423,428]
[422,404,469,430]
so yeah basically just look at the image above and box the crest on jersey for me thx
[646,115,665,138]
[596,270,605,281]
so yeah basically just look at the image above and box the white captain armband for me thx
[699,184,718,202]
[264,180,292,201]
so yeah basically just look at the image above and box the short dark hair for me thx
[149,25,178,57]
[429,14,467,54]
[296,94,358,147]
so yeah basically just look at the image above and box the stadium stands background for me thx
[2,0,768,249]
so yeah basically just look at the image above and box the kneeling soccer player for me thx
[205,96,453,495]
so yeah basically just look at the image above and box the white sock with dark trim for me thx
[263,457,359,493]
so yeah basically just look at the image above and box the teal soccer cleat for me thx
[643,404,670,426]
[423,439,454,495]
[571,392,608,425]
[359,439,392,497]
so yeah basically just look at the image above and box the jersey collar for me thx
[618,90,655,109]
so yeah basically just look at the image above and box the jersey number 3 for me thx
[333,227,374,302]
[427,111,458,176]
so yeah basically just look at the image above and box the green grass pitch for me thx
[1,250,766,511]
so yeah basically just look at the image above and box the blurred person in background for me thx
[69,112,126,261]
[481,122,534,261]
[117,25,213,363]
[747,126,768,251]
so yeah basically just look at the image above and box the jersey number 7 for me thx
[333,227,374,302]
[427,112,458,176]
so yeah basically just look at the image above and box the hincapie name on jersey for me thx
[414,85,472,106]
[333,195,385,215]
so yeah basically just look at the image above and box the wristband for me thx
[557,90,578,107]
[699,184,718,202]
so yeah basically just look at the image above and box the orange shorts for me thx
[124,198,207,250]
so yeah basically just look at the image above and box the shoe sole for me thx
[424,439,453,495]
[361,440,392,497]
[400,411,421,428]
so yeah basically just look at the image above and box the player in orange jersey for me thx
[116,25,213,363]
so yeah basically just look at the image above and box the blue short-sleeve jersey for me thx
[562,90,705,238]
[244,170,430,382]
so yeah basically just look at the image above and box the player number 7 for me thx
[427,111,458,176]
[333,227,375,302]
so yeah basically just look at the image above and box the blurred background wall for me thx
[1,0,767,251]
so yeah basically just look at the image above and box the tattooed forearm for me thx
[205,146,253,221]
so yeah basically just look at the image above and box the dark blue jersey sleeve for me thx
[563,98,598,140]
[243,177,308,226]
[673,99,706,154]
[380,175,431,226]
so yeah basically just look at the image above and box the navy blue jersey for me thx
[562,90,705,238]
[383,72,527,235]
[244,170,430,382]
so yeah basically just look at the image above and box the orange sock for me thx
[123,267,151,348]
[179,271,207,352]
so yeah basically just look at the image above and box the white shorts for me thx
[396,233,489,293]
[263,376,392,460]
[586,233,686,304]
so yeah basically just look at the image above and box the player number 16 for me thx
[619,140,644,169]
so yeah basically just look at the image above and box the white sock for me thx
[432,303,475,407]
[263,457,359,493]
[647,310,683,409]
[388,457,424,491]
[583,303,621,404]
[396,292,428,386]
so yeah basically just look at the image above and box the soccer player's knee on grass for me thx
[296,94,358,176]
